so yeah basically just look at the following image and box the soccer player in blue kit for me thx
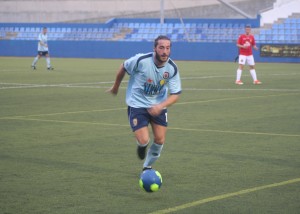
[108,35,182,171]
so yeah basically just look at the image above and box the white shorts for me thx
[239,55,255,66]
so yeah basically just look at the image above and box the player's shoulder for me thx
[166,58,179,77]
[134,52,153,66]
[124,52,152,69]
[167,58,178,70]
[135,52,153,61]
[38,33,46,38]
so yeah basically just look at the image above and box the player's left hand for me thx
[106,86,118,95]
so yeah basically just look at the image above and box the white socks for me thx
[32,57,39,66]
[46,57,51,68]
[32,57,51,68]
[250,69,257,81]
[236,69,242,81]
[236,69,258,81]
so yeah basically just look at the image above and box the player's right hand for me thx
[243,42,250,48]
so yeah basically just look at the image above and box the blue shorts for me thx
[127,106,168,132]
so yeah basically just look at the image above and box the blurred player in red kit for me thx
[235,25,262,85]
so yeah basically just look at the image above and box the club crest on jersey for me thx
[163,72,169,79]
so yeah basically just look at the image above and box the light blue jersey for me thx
[124,52,181,108]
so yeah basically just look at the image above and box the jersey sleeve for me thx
[168,70,182,95]
[237,35,242,45]
[38,33,41,41]
[251,35,256,46]
[123,54,142,75]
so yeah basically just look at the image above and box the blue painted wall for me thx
[0,40,299,63]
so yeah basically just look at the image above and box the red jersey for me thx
[237,34,255,56]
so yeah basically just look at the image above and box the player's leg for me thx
[45,52,54,70]
[143,109,167,169]
[128,107,150,160]
[236,55,245,85]
[143,122,166,169]
[247,55,262,84]
[31,53,41,69]
[134,127,150,160]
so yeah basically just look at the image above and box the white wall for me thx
[0,0,247,23]
[260,0,300,26]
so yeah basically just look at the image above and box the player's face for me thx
[154,39,171,65]
[43,28,47,34]
[245,27,251,35]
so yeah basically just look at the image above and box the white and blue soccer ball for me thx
[139,169,162,192]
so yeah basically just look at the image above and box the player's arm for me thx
[39,41,48,47]
[148,94,180,116]
[107,63,126,95]
[236,41,247,49]
[38,36,48,47]
[236,36,248,49]
[252,40,258,50]
[251,35,258,50]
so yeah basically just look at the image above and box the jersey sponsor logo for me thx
[242,36,253,46]
[143,78,166,95]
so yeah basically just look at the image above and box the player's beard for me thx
[155,51,169,64]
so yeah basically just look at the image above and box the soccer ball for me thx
[139,169,162,192]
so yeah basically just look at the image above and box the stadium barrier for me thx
[0,18,299,63]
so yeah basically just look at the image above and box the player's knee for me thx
[136,137,149,146]
[153,138,165,145]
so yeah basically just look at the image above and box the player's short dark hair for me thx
[43,27,47,30]
[245,24,251,28]
[154,35,171,47]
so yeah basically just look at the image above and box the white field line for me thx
[0,82,115,90]
[184,88,300,92]
[1,83,300,92]
[181,73,300,80]
[149,178,300,214]
[1,73,299,90]
[0,84,113,90]
[1,82,299,92]
[0,81,114,85]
